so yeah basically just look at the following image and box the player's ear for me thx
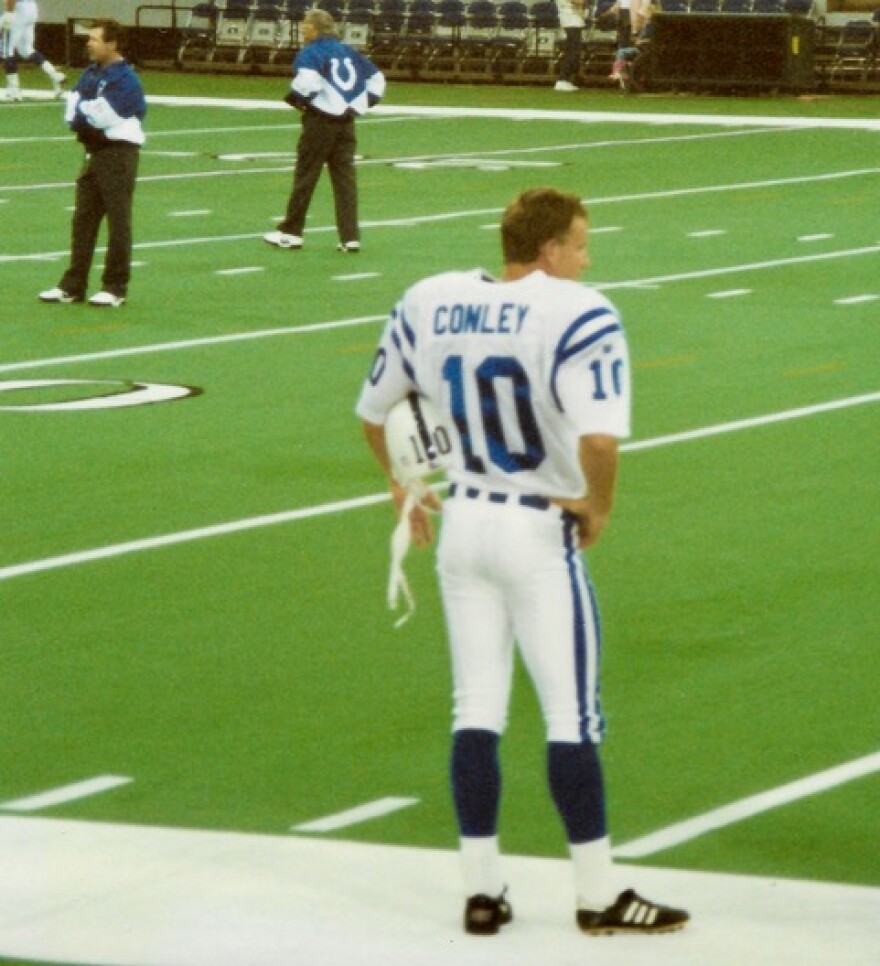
[538,236,562,274]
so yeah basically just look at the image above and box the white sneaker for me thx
[5,89,24,103]
[88,291,126,308]
[264,230,303,249]
[554,80,578,92]
[51,71,67,96]
[38,286,83,304]
[337,241,361,253]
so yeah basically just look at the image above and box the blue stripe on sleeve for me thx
[550,316,621,412]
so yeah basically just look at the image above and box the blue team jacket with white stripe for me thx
[287,36,386,118]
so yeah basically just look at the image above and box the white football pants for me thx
[437,493,604,744]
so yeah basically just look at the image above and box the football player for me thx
[3,1,65,101]
[356,187,690,937]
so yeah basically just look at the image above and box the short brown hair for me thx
[501,188,588,264]
[91,19,125,48]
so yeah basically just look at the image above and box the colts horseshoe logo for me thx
[330,57,357,92]
[0,379,202,412]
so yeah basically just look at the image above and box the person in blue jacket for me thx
[39,19,146,308]
[264,9,385,254]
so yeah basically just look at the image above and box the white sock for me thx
[41,61,63,81]
[459,835,504,898]
[7,74,20,91]
[570,836,617,911]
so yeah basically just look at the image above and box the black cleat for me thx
[577,889,689,935]
[464,890,513,936]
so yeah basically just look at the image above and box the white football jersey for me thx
[356,268,631,500]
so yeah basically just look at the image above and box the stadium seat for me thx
[459,1,500,75]
[211,0,253,63]
[527,0,561,74]
[177,2,218,63]
[426,0,467,74]
[344,0,376,46]
[395,0,438,72]
[829,19,876,83]
[494,1,530,76]
[719,0,752,13]
[248,0,285,62]
[751,0,785,13]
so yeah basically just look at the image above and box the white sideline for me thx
[1,391,878,583]
[1,815,878,966]
[149,94,880,130]
[10,87,880,130]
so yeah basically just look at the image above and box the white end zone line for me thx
[613,751,880,859]
[1,391,878,585]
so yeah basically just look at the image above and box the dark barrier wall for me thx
[40,1,169,26]
[650,13,816,90]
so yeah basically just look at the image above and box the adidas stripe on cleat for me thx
[464,890,513,936]
[576,889,689,935]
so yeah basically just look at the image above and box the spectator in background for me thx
[38,20,146,308]
[555,0,586,92]
[2,0,66,101]
[264,9,385,254]
[611,2,657,93]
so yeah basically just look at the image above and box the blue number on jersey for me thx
[442,354,546,474]
[588,347,625,401]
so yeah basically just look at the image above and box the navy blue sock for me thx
[547,741,607,843]
[450,729,501,837]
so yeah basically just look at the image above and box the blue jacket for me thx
[68,59,147,149]
[286,36,385,118]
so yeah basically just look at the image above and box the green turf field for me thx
[1,75,878,918]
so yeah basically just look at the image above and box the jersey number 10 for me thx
[442,354,546,474]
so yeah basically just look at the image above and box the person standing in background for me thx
[263,9,385,254]
[2,0,65,101]
[38,20,146,308]
[555,0,586,92]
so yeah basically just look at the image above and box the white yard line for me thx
[2,391,878,584]
[215,266,265,276]
[613,750,880,859]
[0,492,389,582]
[292,797,419,834]
[0,314,387,374]
[0,776,133,813]
[707,288,752,299]
[2,167,878,266]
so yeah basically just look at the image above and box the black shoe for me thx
[464,890,513,936]
[576,889,689,935]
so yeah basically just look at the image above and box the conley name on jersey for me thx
[357,267,631,503]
